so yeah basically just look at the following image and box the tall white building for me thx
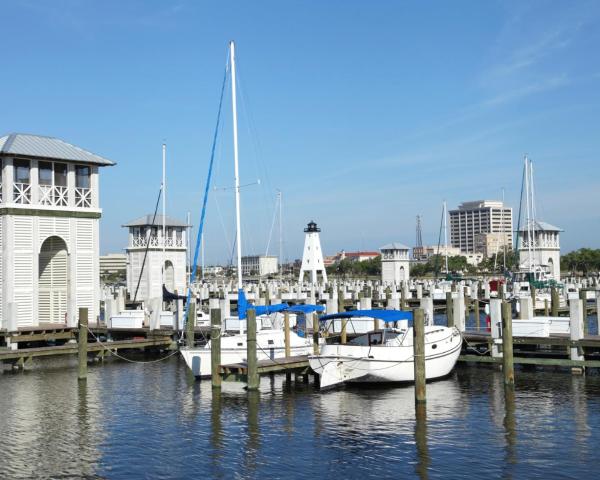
[124,214,188,304]
[518,220,562,281]
[298,221,327,284]
[449,200,513,255]
[380,243,410,284]
[0,133,114,328]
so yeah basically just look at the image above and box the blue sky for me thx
[2,0,599,262]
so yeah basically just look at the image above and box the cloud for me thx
[479,75,570,108]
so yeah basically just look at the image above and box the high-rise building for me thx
[449,200,513,255]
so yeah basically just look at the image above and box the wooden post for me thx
[312,312,319,355]
[78,308,88,381]
[464,294,470,328]
[544,298,549,317]
[502,302,514,387]
[498,283,505,301]
[284,312,291,358]
[473,299,480,331]
[446,292,454,328]
[579,289,588,336]
[339,288,347,344]
[341,318,347,344]
[174,289,180,333]
[186,301,195,348]
[211,308,222,389]
[247,309,259,391]
[551,286,559,317]
[531,285,536,312]
[413,308,426,404]
[400,284,406,310]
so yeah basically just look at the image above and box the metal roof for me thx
[123,214,189,228]
[0,133,115,166]
[380,242,410,251]
[517,220,562,232]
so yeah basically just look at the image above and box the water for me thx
[2,355,600,479]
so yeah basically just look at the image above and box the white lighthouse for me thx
[124,214,188,305]
[298,221,327,284]
[0,133,114,329]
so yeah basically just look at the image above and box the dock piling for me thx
[551,286,559,317]
[413,308,426,404]
[312,312,319,355]
[78,308,88,381]
[211,308,222,389]
[186,301,195,348]
[446,292,454,328]
[501,302,514,387]
[247,309,259,390]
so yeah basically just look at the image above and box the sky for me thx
[2,0,599,263]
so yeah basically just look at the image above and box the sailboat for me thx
[180,41,317,377]
[309,310,462,389]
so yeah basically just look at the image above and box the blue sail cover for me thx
[319,309,413,324]
[285,304,325,314]
[238,289,289,319]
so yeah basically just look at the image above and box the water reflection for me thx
[503,385,517,476]
[210,388,223,478]
[246,390,261,475]
[415,403,429,480]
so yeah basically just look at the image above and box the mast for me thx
[278,189,282,282]
[162,142,166,289]
[443,201,449,273]
[524,156,533,277]
[530,159,538,279]
[502,187,506,270]
[230,41,243,291]
[186,211,191,281]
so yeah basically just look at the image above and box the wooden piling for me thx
[78,308,88,381]
[544,299,549,317]
[473,299,480,331]
[247,309,259,391]
[580,289,588,336]
[211,308,222,389]
[446,292,454,328]
[312,312,319,355]
[186,301,195,348]
[498,283,505,301]
[284,312,291,358]
[551,286,559,317]
[413,308,426,404]
[502,302,514,387]
[531,285,536,310]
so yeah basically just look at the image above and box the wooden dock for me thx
[219,355,310,382]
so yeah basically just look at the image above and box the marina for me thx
[2,2,600,478]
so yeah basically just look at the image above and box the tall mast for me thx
[230,41,243,291]
[502,187,506,270]
[530,158,538,279]
[278,189,282,282]
[443,201,449,273]
[186,211,191,282]
[162,142,166,288]
[524,156,532,276]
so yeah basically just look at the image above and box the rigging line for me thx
[265,192,279,256]
[515,160,526,253]
[434,202,444,280]
[213,192,233,256]
[182,60,229,341]
[133,186,162,303]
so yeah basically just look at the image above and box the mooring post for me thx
[312,312,319,355]
[186,301,195,348]
[446,291,454,328]
[490,298,502,358]
[531,285,536,312]
[498,283,505,301]
[211,308,222,389]
[579,289,588,336]
[78,307,88,381]
[569,298,585,371]
[284,312,291,358]
[551,286,559,317]
[247,309,259,391]
[502,302,514,387]
[473,299,480,331]
[544,298,549,317]
[413,308,426,404]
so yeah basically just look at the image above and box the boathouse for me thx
[517,220,562,281]
[124,214,188,304]
[0,133,115,329]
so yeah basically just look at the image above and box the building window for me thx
[14,159,30,184]
[39,161,53,185]
[75,166,90,189]
[55,163,68,187]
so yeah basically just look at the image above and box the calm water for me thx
[2,353,600,479]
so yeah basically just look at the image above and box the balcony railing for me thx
[39,185,69,206]
[132,235,185,248]
[14,182,31,204]
[75,187,92,207]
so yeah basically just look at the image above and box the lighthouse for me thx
[298,221,327,284]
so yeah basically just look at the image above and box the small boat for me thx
[309,310,462,389]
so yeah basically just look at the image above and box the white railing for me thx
[75,187,92,207]
[175,238,183,247]
[14,182,31,204]
[132,236,147,247]
[131,235,185,248]
[39,185,69,206]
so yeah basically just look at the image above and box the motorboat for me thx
[309,309,462,389]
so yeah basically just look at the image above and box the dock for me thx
[219,355,311,382]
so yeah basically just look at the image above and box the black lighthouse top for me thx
[304,221,320,233]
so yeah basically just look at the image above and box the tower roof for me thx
[123,214,189,228]
[0,133,115,166]
[304,221,321,233]
[517,220,562,232]
[380,242,410,251]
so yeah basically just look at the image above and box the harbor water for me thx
[2,354,600,479]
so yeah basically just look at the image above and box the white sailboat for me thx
[180,41,314,377]
[309,310,462,389]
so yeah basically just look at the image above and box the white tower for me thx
[518,220,562,281]
[298,221,327,284]
[0,133,114,329]
[124,214,188,304]
[380,243,410,284]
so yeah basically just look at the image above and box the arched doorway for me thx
[164,260,175,291]
[399,266,406,282]
[39,236,68,324]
